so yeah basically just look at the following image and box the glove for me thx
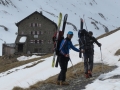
[81,49,85,53]
[65,54,69,57]
[98,43,102,47]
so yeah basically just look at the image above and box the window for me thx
[35,23,37,27]
[41,40,44,44]
[34,35,38,38]
[30,40,43,44]
[37,31,39,34]
[30,31,40,35]
[35,31,37,35]
[29,23,41,27]
[31,31,33,35]
[39,40,42,44]
[37,40,40,43]
[39,24,41,27]
[30,40,35,43]
[39,31,41,34]
[33,31,35,35]
[35,40,37,44]
[33,23,35,27]
[38,40,43,44]
[41,31,43,34]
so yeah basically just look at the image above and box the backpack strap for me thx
[59,38,69,55]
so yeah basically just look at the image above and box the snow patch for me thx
[17,55,41,61]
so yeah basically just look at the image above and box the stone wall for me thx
[15,12,57,54]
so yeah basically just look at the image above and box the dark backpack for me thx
[78,29,88,38]
[52,31,64,55]
[78,29,93,51]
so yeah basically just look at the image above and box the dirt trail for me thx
[25,63,116,90]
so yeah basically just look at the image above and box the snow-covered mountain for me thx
[0,0,120,56]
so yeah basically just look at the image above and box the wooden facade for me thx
[2,43,15,55]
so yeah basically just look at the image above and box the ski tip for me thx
[65,14,68,16]
[60,12,62,15]
[80,18,84,22]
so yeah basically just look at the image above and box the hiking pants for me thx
[57,55,69,81]
[83,53,94,74]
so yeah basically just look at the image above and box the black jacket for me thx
[80,36,101,54]
[90,36,101,47]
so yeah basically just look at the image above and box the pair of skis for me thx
[79,16,88,58]
[52,13,68,67]
[79,18,84,58]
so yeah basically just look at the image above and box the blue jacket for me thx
[59,38,80,56]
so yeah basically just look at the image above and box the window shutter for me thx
[41,31,43,34]
[41,40,43,44]
[39,24,41,27]
[30,40,35,43]
[33,31,35,35]
[37,40,39,43]
[37,23,39,27]
[37,31,39,35]
[33,23,35,27]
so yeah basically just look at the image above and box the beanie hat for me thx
[88,31,93,35]
[67,31,73,35]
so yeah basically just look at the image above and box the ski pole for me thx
[100,47,103,73]
[69,58,79,78]
[82,55,84,62]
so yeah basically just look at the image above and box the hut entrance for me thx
[18,44,23,52]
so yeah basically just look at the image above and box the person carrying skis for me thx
[57,31,80,85]
[81,31,101,78]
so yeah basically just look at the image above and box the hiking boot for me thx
[55,81,60,85]
[88,70,92,77]
[60,81,69,86]
[85,73,89,78]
